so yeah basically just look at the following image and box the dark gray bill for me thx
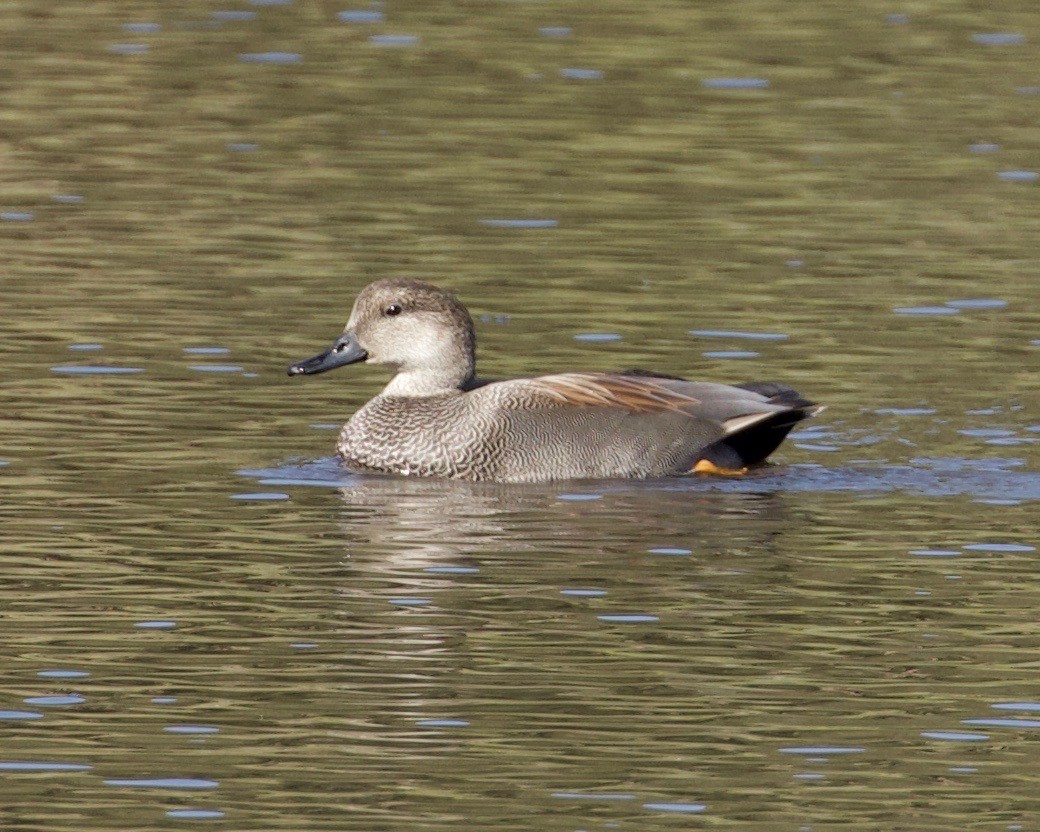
[287,332,367,376]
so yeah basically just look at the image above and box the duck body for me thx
[289,279,818,483]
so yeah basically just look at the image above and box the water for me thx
[368,35,421,48]
[560,68,604,81]
[573,332,622,342]
[971,33,1027,45]
[703,349,761,359]
[337,11,384,25]
[213,11,258,23]
[701,77,771,89]
[997,170,1039,182]
[188,363,245,372]
[688,329,789,341]
[4,1,1040,829]
[237,51,303,64]
[108,43,150,55]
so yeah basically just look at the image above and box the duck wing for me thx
[482,372,816,476]
[620,370,814,409]
[527,372,808,424]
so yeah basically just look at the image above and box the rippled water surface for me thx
[3,1,1040,829]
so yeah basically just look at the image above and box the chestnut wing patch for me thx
[527,373,701,415]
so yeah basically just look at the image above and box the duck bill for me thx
[287,332,367,376]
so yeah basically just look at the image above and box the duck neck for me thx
[381,364,475,398]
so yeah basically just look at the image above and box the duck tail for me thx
[694,385,820,471]
[734,380,816,410]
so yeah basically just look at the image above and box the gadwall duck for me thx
[288,279,818,482]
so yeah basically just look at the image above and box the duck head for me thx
[288,278,477,396]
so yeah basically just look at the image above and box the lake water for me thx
[3,1,1040,829]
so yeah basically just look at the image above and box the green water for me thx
[2,1,1040,829]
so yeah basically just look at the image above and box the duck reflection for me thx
[332,473,792,575]
[320,473,798,750]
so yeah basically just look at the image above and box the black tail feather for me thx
[699,407,814,469]
[735,381,815,410]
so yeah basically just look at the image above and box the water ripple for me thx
[560,68,603,80]
[338,11,384,23]
[893,306,959,316]
[166,809,226,819]
[920,731,988,741]
[702,77,769,89]
[104,778,219,789]
[212,11,257,22]
[417,719,470,728]
[971,33,1025,45]
[0,761,92,772]
[164,725,220,734]
[369,35,419,47]
[689,329,788,340]
[37,669,90,679]
[135,620,176,629]
[998,170,1038,182]
[480,218,557,229]
[23,695,85,707]
[240,457,1040,500]
[962,718,1040,728]
[643,802,707,813]
[238,52,302,64]
[51,365,144,375]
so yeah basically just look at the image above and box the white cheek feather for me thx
[361,316,438,367]
[397,318,449,366]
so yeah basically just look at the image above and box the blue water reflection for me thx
[51,365,144,375]
[962,718,1040,728]
[369,35,419,47]
[108,44,149,54]
[212,11,256,22]
[0,761,92,771]
[560,68,603,80]
[480,218,557,228]
[998,171,1038,182]
[23,695,86,707]
[164,725,220,734]
[702,77,769,89]
[238,52,302,63]
[971,33,1026,45]
[574,333,622,342]
[689,329,788,340]
[104,778,219,789]
[339,11,384,23]
[893,306,959,316]
[166,809,226,819]
[643,802,707,813]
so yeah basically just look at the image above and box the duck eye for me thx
[384,303,403,317]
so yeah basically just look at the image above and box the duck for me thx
[288,278,819,483]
